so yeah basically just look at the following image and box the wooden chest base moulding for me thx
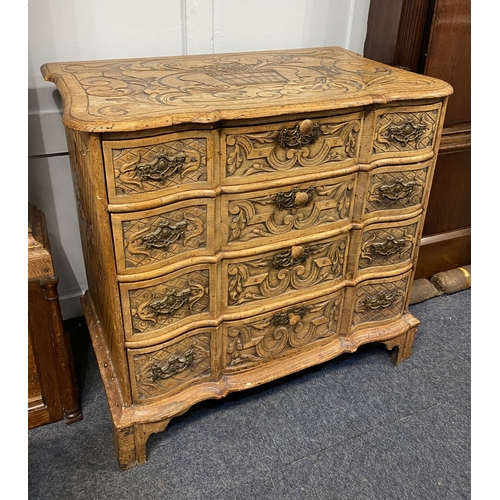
[42,46,452,469]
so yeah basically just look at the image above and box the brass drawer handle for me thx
[274,186,315,210]
[378,179,417,201]
[149,287,192,316]
[142,219,187,250]
[370,235,407,257]
[388,120,426,145]
[151,349,195,381]
[272,245,311,269]
[271,305,309,326]
[137,151,186,182]
[361,291,399,311]
[277,119,320,148]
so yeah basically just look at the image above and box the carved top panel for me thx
[41,46,452,132]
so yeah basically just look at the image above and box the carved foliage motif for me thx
[112,138,208,196]
[122,206,207,269]
[365,169,428,214]
[128,270,210,334]
[225,120,360,178]
[133,333,210,400]
[58,47,412,117]
[373,110,437,155]
[228,178,355,243]
[352,278,408,326]
[227,237,347,306]
[225,294,342,371]
[359,223,417,269]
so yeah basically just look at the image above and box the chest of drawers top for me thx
[41,46,452,133]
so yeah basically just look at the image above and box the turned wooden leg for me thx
[383,317,420,365]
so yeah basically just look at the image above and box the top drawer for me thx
[370,103,442,161]
[103,130,215,206]
[221,112,363,184]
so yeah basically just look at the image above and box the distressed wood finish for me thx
[42,47,452,469]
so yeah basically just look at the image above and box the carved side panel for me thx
[227,236,347,307]
[365,165,429,216]
[372,107,439,156]
[223,115,361,180]
[227,176,355,245]
[124,268,210,337]
[352,276,409,327]
[358,222,418,270]
[104,134,210,200]
[130,332,211,402]
[225,291,343,373]
[115,204,208,272]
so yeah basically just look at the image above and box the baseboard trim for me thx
[415,228,471,280]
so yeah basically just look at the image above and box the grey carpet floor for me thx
[28,289,471,500]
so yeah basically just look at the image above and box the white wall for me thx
[28,0,371,319]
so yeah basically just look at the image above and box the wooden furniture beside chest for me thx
[364,0,471,278]
[42,46,452,468]
[28,203,82,429]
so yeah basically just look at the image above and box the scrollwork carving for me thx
[123,208,206,269]
[227,237,346,306]
[129,270,210,334]
[111,138,207,196]
[225,294,342,371]
[227,178,354,244]
[225,119,360,178]
[133,333,211,400]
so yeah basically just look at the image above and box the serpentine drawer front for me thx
[42,46,452,469]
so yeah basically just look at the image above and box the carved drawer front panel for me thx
[103,130,214,205]
[221,112,362,184]
[129,329,213,403]
[120,265,213,342]
[371,103,441,160]
[364,161,431,219]
[225,233,348,310]
[224,289,344,374]
[222,174,356,250]
[356,217,420,276]
[351,273,410,329]
[111,199,214,276]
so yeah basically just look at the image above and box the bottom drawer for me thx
[129,328,215,403]
[350,272,411,331]
[223,289,345,374]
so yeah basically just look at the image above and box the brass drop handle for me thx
[136,152,186,182]
[272,245,311,269]
[277,120,320,148]
[274,186,315,210]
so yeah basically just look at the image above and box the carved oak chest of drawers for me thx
[42,46,452,469]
